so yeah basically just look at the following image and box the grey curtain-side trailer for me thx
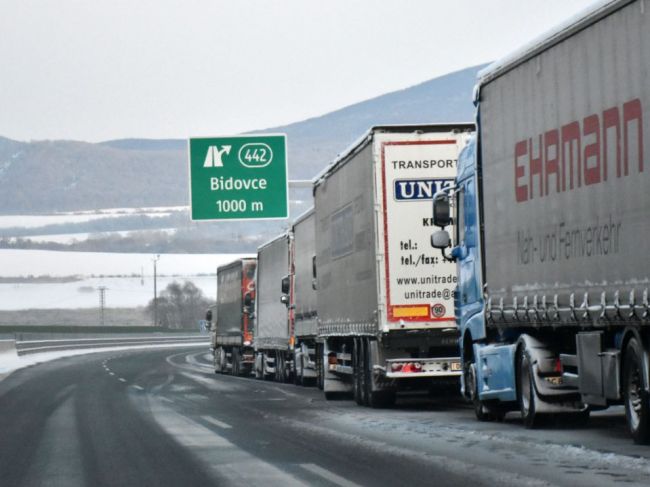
[433,0,650,443]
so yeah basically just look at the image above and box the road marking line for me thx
[109,372,115,376]
[118,378,127,383]
[201,415,232,429]
[132,385,144,391]
[150,402,308,485]
[299,463,362,487]
[158,396,174,403]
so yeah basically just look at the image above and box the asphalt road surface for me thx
[2,346,650,487]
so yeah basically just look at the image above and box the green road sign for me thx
[188,134,288,221]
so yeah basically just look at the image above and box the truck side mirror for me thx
[431,230,451,249]
[281,275,290,294]
[312,255,317,290]
[205,310,212,322]
[433,193,451,227]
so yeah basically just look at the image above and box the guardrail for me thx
[14,334,210,356]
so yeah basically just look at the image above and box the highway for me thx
[2,346,650,487]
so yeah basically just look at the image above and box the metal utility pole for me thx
[152,255,160,327]
[98,286,107,326]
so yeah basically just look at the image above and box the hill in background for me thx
[0,64,485,252]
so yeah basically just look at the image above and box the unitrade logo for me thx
[394,178,453,201]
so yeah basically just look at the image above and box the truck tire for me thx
[231,347,240,376]
[467,362,494,421]
[517,349,541,428]
[623,337,650,444]
[363,338,395,408]
[293,349,302,386]
[353,339,363,405]
[274,351,282,382]
[361,338,370,406]
[316,343,324,390]
[213,348,219,374]
[262,353,273,381]
[214,347,226,374]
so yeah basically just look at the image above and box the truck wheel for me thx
[517,350,541,428]
[316,343,324,390]
[279,352,288,383]
[213,348,220,374]
[467,362,496,421]
[231,348,240,376]
[623,337,650,444]
[274,351,282,382]
[262,353,273,381]
[221,348,227,374]
[215,347,226,374]
[353,339,363,405]
[293,349,302,386]
[363,338,394,408]
[361,338,370,406]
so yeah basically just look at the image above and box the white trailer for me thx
[314,124,473,406]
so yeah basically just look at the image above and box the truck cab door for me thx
[455,179,481,316]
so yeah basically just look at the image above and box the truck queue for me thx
[209,0,650,444]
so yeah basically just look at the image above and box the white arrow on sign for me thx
[203,145,231,168]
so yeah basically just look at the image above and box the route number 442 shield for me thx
[188,134,288,221]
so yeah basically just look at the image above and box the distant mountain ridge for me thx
[0,64,485,214]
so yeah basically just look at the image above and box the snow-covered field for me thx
[55,206,188,216]
[0,249,252,310]
[0,212,174,230]
[27,228,177,244]
[0,249,249,276]
[0,276,217,310]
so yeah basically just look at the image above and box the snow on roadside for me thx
[0,341,208,378]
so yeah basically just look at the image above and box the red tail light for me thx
[554,358,563,373]
[400,362,423,373]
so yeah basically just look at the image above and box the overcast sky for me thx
[1,0,596,142]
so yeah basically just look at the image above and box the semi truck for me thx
[432,0,650,443]
[314,124,473,407]
[210,257,256,375]
[254,232,293,381]
[288,208,319,386]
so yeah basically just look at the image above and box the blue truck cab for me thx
[432,136,584,423]
[433,0,650,443]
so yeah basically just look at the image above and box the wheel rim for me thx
[626,355,643,430]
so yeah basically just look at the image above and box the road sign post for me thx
[188,134,288,221]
